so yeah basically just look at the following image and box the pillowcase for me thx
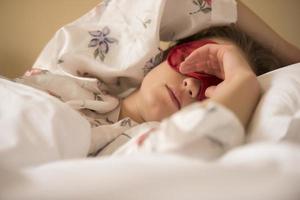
[247,63,300,142]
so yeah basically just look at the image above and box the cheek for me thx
[139,63,186,121]
[139,85,176,121]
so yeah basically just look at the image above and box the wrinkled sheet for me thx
[2,65,300,200]
[0,78,91,169]
[1,143,300,200]
[32,0,236,95]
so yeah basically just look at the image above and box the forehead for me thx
[208,37,235,45]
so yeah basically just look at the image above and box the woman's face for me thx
[137,38,232,122]
[138,60,201,121]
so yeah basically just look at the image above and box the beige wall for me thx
[1,0,300,78]
[0,0,100,78]
[242,0,300,47]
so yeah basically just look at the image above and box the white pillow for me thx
[247,63,300,142]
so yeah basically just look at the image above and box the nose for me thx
[182,77,200,99]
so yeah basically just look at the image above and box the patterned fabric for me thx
[88,26,118,61]
[114,102,244,160]
[189,0,212,15]
[15,69,136,155]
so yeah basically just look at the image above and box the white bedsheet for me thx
[1,143,300,200]
[1,74,300,199]
[0,78,91,169]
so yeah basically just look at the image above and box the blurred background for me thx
[0,0,300,78]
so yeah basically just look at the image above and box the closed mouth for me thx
[165,84,181,110]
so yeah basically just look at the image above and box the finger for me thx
[212,54,225,79]
[179,60,206,74]
[179,44,222,74]
[205,85,217,98]
[180,57,208,74]
[181,55,220,77]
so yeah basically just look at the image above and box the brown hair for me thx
[174,25,281,76]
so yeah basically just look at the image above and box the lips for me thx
[165,84,181,110]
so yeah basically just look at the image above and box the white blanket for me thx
[33,0,236,92]
[0,78,90,169]
[1,143,300,200]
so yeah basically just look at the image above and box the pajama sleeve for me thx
[114,102,245,160]
[160,0,237,41]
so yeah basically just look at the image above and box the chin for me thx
[143,107,172,122]
[143,112,162,122]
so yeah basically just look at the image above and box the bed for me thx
[1,0,300,199]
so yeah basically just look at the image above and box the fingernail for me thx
[179,66,187,73]
[183,68,193,74]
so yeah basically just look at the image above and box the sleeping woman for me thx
[16,25,279,159]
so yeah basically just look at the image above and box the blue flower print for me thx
[120,118,132,127]
[103,0,112,7]
[189,0,212,15]
[143,48,164,75]
[88,26,118,61]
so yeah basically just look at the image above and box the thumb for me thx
[205,86,217,98]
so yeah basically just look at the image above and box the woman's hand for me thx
[179,43,261,127]
[179,43,255,98]
[179,44,253,80]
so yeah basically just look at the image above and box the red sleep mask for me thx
[167,39,222,101]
